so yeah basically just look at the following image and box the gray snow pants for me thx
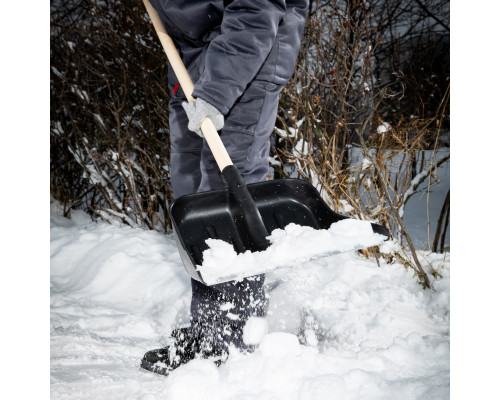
[169,78,283,353]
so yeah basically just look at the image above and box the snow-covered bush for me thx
[270,0,449,287]
[51,0,173,231]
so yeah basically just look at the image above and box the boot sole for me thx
[140,358,171,376]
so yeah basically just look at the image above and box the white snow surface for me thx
[199,219,386,285]
[51,203,450,399]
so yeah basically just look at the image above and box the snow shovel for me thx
[144,0,390,285]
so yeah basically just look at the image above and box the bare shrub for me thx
[51,0,172,230]
[272,0,450,287]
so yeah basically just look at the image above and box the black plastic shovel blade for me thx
[169,178,390,284]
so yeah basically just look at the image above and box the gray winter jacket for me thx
[149,0,309,114]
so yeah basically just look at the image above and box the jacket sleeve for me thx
[191,0,287,114]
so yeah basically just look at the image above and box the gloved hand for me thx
[182,98,224,137]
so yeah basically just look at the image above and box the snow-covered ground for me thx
[50,202,450,399]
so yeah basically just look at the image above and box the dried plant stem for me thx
[356,125,431,289]
[433,190,450,253]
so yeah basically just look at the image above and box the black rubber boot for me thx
[190,275,267,353]
[140,327,226,376]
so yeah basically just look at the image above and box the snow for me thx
[242,317,268,346]
[51,202,449,399]
[361,157,372,171]
[377,122,390,134]
[70,85,90,102]
[198,219,387,285]
[93,113,106,130]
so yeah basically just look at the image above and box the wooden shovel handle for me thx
[143,0,233,171]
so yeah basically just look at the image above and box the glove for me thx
[182,98,224,137]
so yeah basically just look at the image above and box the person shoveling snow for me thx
[141,0,389,377]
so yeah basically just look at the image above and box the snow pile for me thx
[50,203,450,399]
[199,219,386,285]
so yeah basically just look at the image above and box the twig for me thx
[356,122,432,289]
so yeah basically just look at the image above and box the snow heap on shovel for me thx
[198,219,387,285]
